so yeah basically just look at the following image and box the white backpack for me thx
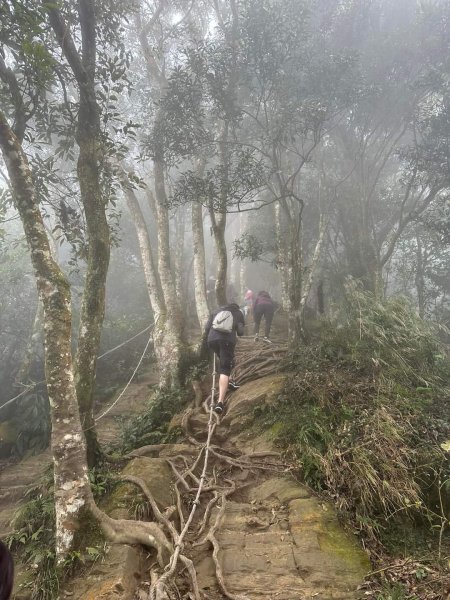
[212,309,234,333]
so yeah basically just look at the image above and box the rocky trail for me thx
[2,336,370,600]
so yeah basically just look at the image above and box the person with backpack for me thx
[0,540,13,600]
[253,290,276,342]
[205,303,245,414]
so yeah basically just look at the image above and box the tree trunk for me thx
[210,122,230,307]
[211,210,228,306]
[174,205,186,304]
[299,216,329,339]
[123,184,165,316]
[191,202,209,328]
[282,199,303,347]
[74,132,110,466]
[47,0,110,466]
[153,160,185,386]
[238,212,246,300]
[275,202,290,311]
[0,112,89,559]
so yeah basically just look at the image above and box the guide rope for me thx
[92,329,154,425]
[150,354,218,600]
[0,324,154,414]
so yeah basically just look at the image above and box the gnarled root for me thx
[87,495,172,568]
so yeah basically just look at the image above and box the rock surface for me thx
[190,374,370,600]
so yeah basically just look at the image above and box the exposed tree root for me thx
[87,495,172,568]
[93,345,289,598]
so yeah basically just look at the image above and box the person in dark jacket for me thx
[205,303,245,414]
[0,540,13,600]
[253,291,276,342]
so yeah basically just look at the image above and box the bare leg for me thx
[218,374,229,404]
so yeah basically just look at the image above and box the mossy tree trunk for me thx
[153,159,185,386]
[122,181,165,317]
[47,0,110,466]
[136,9,187,387]
[191,201,209,327]
[0,112,90,559]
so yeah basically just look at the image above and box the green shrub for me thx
[258,290,450,547]
[120,386,189,452]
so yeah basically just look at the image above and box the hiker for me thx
[205,303,245,414]
[0,540,13,600]
[253,290,276,342]
[243,289,254,320]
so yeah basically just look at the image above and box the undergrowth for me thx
[120,385,190,452]
[6,468,112,600]
[257,289,450,559]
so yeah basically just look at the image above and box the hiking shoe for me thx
[263,336,272,343]
[213,402,224,414]
[228,380,240,391]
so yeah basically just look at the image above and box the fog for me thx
[0,0,449,448]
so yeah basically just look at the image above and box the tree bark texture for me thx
[153,160,185,386]
[211,122,230,307]
[174,205,186,304]
[0,112,89,559]
[275,202,290,312]
[47,0,111,465]
[123,184,165,317]
[191,201,209,328]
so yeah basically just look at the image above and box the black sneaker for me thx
[213,402,224,414]
[228,380,240,391]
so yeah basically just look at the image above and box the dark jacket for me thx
[253,291,274,310]
[205,303,245,344]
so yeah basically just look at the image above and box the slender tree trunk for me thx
[174,206,186,304]
[275,202,290,311]
[74,129,110,466]
[153,160,185,386]
[211,122,230,306]
[238,212,246,300]
[191,202,209,327]
[211,210,228,306]
[47,0,110,466]
[286,204,303,346]
[0,112,89,559]
[123,184,165,316]
[299,216,329,338]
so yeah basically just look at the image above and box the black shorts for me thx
[208,340,235,376]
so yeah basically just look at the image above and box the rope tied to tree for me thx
[149,354,218,600]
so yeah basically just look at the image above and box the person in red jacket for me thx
[253,290,276,342]
[244,289,254,320]
[0,540,13,600]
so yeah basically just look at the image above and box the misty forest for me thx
[0,0,449,598]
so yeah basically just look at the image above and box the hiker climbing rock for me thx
[253,290,276,342]
[205,303,245,414]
